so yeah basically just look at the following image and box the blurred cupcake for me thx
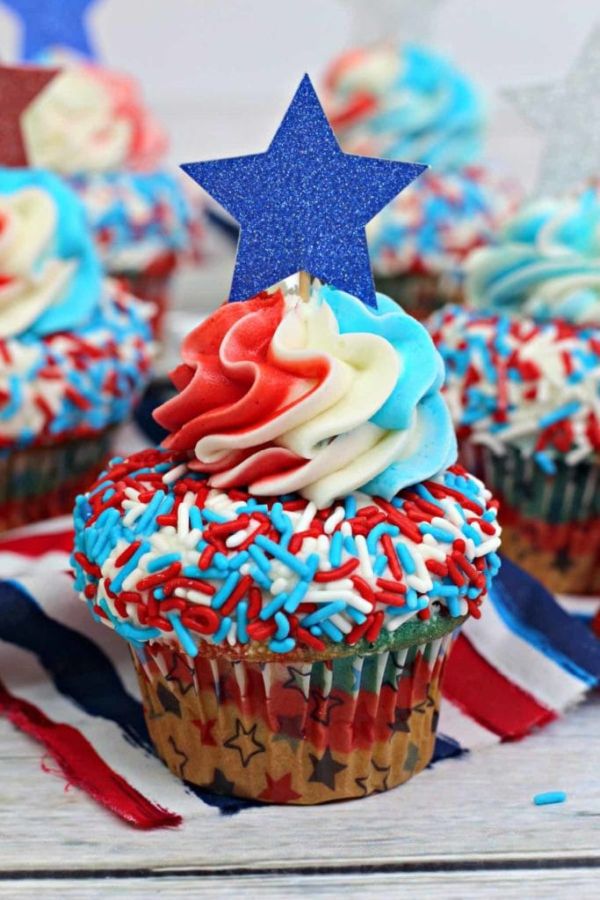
[72,281,501,804]
[0,168,154,531]
[21,61,194,336]
[324,44,519,319]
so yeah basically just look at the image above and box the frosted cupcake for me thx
[0,168,154,530]
[21,61,194,335]
[324,44,519,318]
[428,189,600,593]
[73,282,501,804]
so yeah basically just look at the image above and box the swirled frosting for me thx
[368,167,520,277]
[324,44,484,169]
[465,190,600,324]
[22,64,167,174]
[428,305,600,469]
[155,282,457,508]
[0,169,102,338]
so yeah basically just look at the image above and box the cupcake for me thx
[324,44,519,319]
[72,282,501,804]
[0,168,154,530]
[20,60,194,336]
[428,188,600,594]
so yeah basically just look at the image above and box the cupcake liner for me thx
[460,441,600,594]
[374,273,463,321]
[0,429,115,532]
[131,632,453,805]
[115,250,177,339]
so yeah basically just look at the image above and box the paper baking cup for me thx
[460,441,600,594]
[131,631,454,805]
[0,429,114,532]
[374,273,463,322]
[115,250,177,339]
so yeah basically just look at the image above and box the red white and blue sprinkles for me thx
[72,448,501,656]
[428,305,600,472]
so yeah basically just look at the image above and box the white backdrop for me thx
[1,0,599,183]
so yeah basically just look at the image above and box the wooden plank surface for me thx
[0,694,598,881]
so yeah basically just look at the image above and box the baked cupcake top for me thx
[428,305,600,469]
[465,190,600,324]
[72,283,501,658]
[0,169,154,448]
[324,44,483,169]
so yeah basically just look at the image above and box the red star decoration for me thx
[0,65,59,166]
[259,772,302,804]
[192,717,218,747]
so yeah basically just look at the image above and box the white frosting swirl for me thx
[22,68,133,174]
[0,188,75,338]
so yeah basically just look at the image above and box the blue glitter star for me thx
[2,0,99,61]
[182,75,426,306]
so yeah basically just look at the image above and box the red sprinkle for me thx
[314,558,359,582]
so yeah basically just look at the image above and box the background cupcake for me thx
[324,44,519,319]
[73,281,501,804]
[19,58,194,337]
[0,168,154,530]
[428,189,600,594]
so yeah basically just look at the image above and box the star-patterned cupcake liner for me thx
[461,441,600,595]
[0,429,114,532]
[131,632,452,805]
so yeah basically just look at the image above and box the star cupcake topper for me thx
[182,75,426,307]
[506,25,600,197]
[2,0,99,61]
[0,65,59,166]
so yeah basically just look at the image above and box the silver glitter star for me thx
[505,25,600,197]
[342,0,444,46]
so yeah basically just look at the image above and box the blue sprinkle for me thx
[344,496,356,518]
[168,613,198,657]
[419,524,456,543]
[396,541,415,575]
[114,621,161,642]
[211,572,241,610]
[237,601,249,644]
[539,401,581,429]
[329,531,343,567]
[259,592,289,620]
[147,552,181,573]
[301,600,346,628]
[461,523,481,545]
[250,565,272,590]
[344,534,358,556]
[228,550,249,570]
[212,552,229,569]
[189,506,203,530]
[202,509,228,524]
[366,523,399,554]
[373,554,388,575]
[319,619,344,642]
[111,541,150,592]
[212,616,233,644]
[406,588,418,609]
[248,544,271,573]
[274,611,290,640]
[255,535,310,577]
[269,637,296,654]
[283,580,309,613]
[533,451,556,475]
[533,791,566,807]
[346,607,366,624]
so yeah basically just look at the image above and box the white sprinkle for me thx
[177,502,190,537]
[329,613,352,634]
[174,588,212,606]
[271,577,289,595]
[226,528,249,548]
[355,534,374,580]
[162,463,188,485]
[227,622,237,646]
[295,501,317,533]
[324,506,345,534]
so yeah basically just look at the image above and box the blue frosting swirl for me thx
[466,189,600,323]
[328,44,484,170]
[322,286,457,498]
[0,168,103,337]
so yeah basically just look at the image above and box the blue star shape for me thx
[2,0,98,61]
[182,75,426,307]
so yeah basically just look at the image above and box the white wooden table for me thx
[1,692,598,898]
